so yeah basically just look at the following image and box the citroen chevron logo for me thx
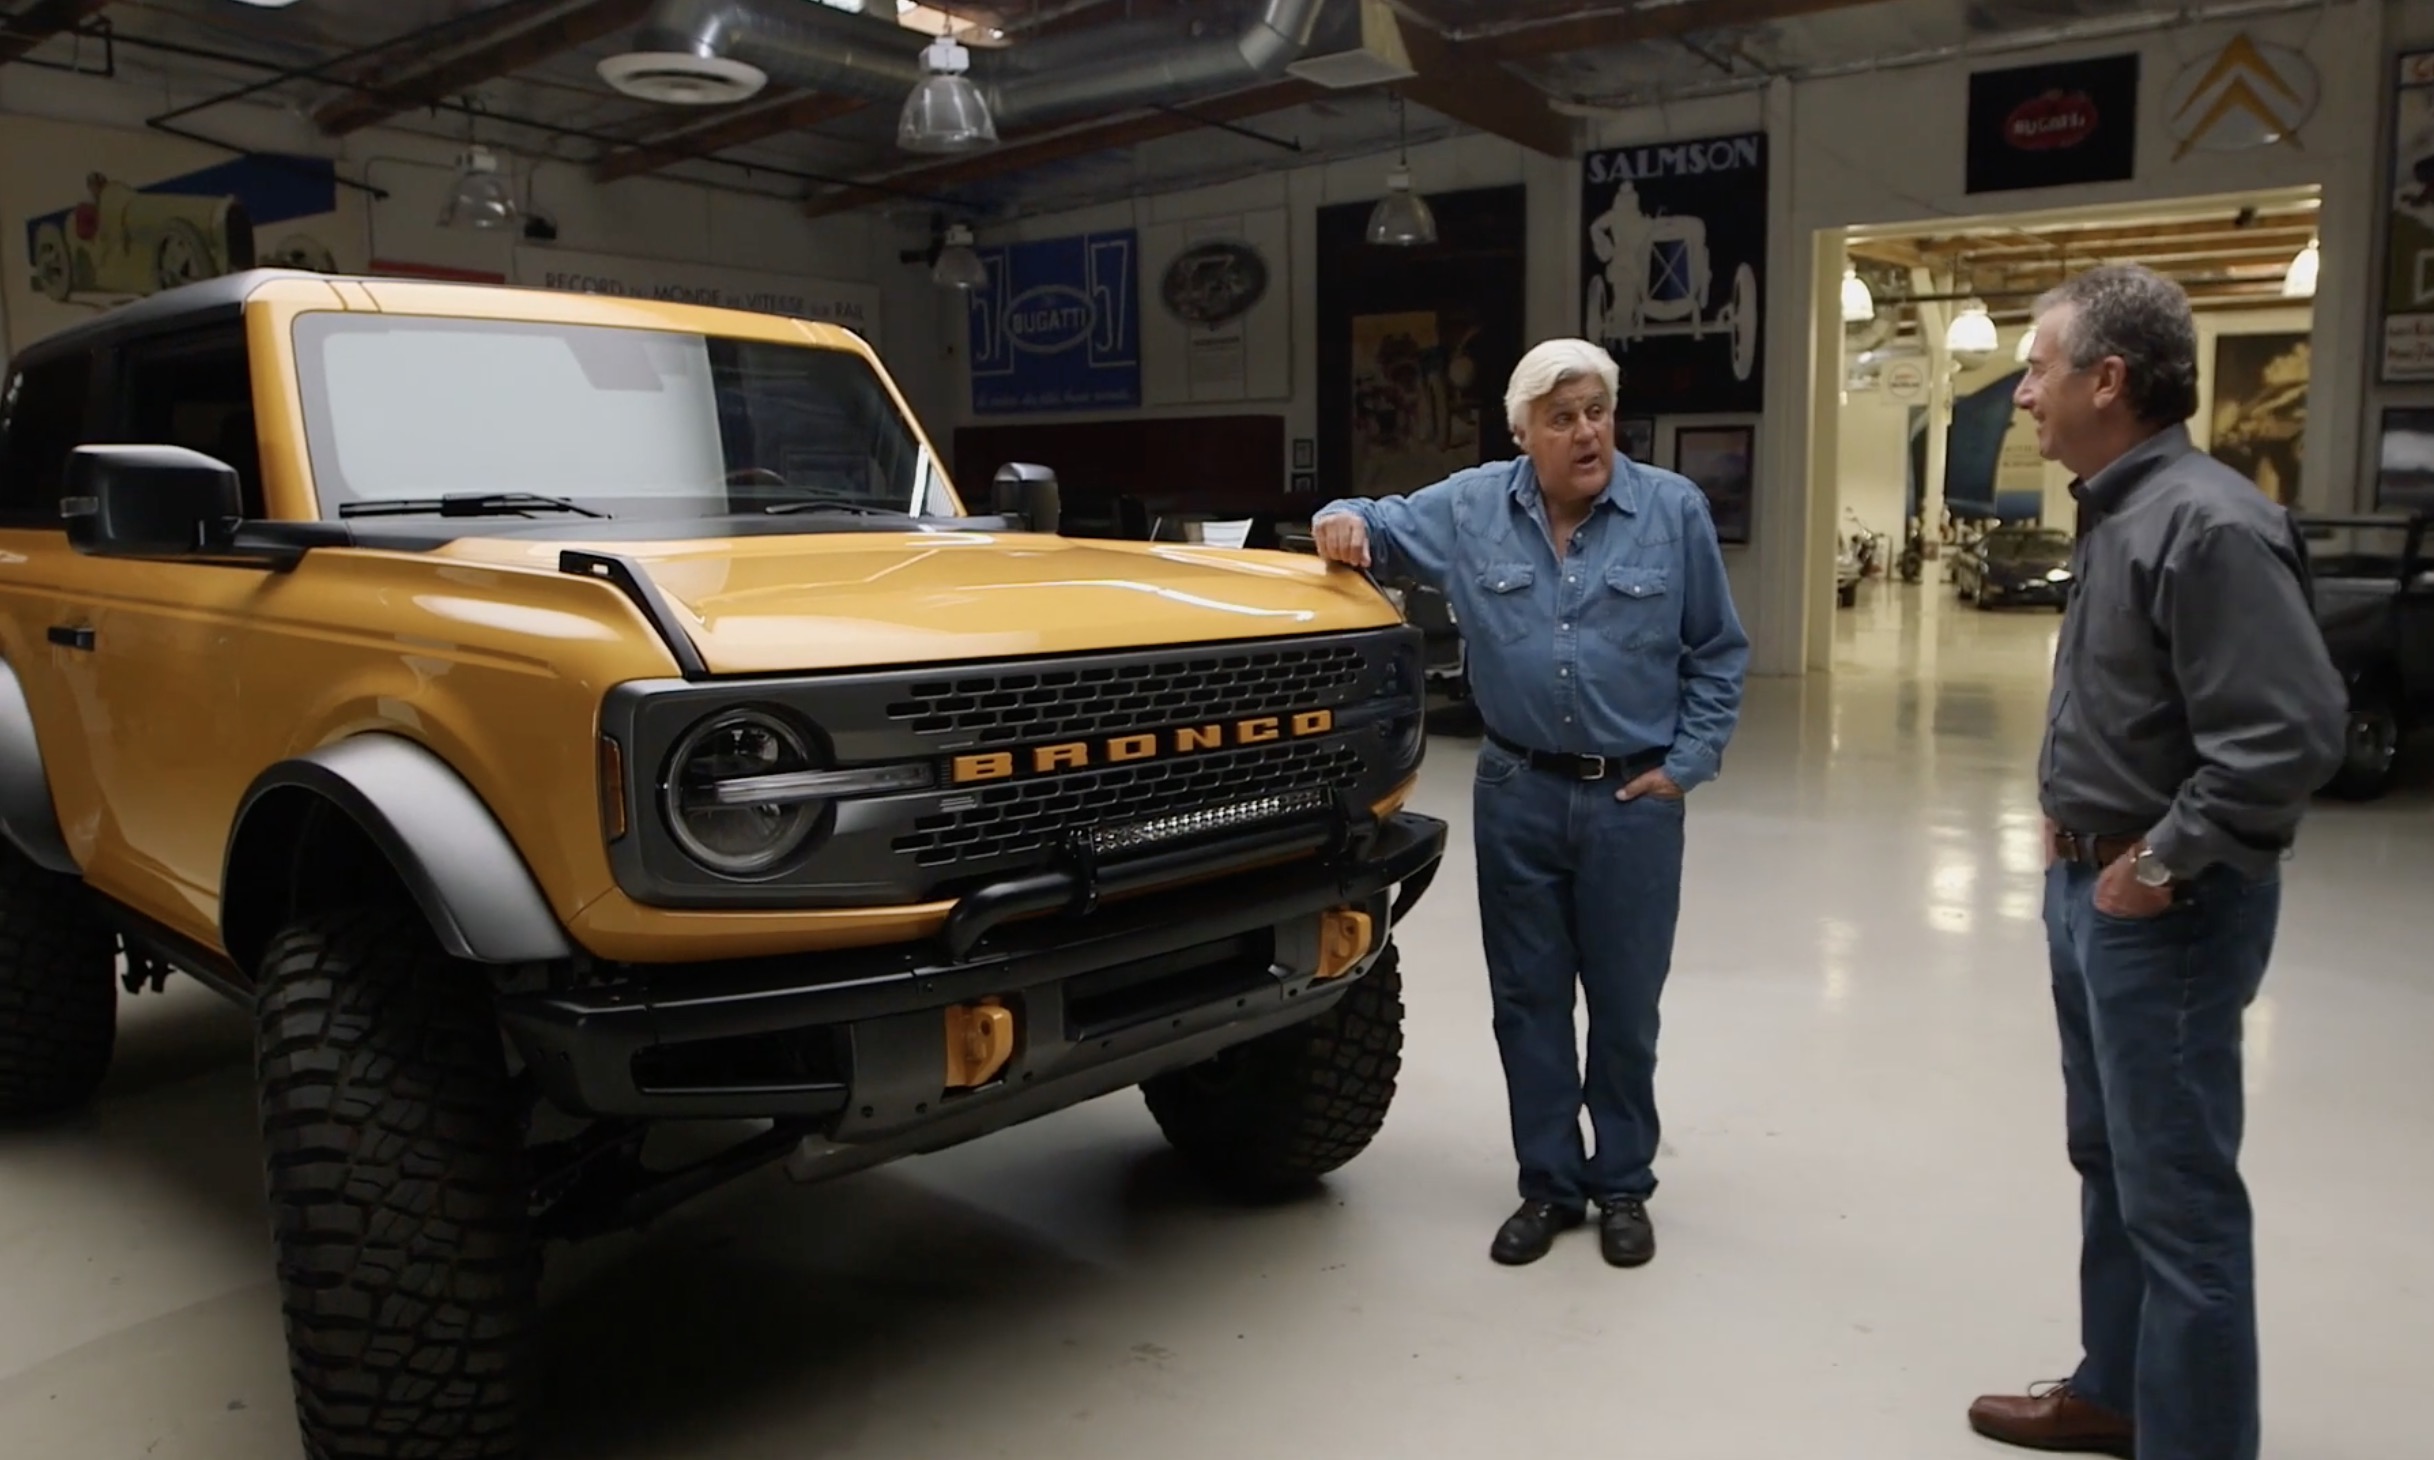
[2167,35,2319,160]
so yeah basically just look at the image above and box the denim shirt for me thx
[1316,454,1750,790]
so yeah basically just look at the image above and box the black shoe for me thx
[1597,1196,1655,1267]
[1490,1200,1584,1265]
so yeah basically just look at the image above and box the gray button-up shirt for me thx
[2039,423,2346,879]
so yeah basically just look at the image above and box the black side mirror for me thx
[61,445,241,558]
[991,462,1061,535]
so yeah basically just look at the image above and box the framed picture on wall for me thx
[1671,425,1754,545]
[2375,405,2434,511]
[1618,416,1655,462]
[2206,330,2308,503]
[1292,438,1315,470]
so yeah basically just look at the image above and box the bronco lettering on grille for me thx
[950,710,1337,784]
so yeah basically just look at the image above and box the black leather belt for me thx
[1484,726,1666,782]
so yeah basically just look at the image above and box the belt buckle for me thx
[1577,753,1608,780]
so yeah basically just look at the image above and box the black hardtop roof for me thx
[7,269,336,371]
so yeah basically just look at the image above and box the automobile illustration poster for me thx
[966,228,1142,415]
[1142,209,1289,406]
[2204,330,2308,503]
[2,114,365,358]
[1348,309,1489,497]
[2381,49,2434,380]
[1580,131,1767,415]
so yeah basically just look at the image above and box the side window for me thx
[0,353,97,526]
[116,327,264,517]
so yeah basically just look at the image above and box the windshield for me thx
[1986,529,2072,560]
[292,313,956,522]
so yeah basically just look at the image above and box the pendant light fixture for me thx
[898,34,997,154]
[2281,235,2319,298]
[931,223,987,290]
[1840,266,1874,323]
[2015,324,2037,364]
[1366,92,1436,247]
[1945,299,1997,358]
[439,145,518,230]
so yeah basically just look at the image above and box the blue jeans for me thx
[2045,858,2280,1460]
[1473,740,1685,1208]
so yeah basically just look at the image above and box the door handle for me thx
[47,625,95,652]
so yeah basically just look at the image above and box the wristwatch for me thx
[2131,844,2174,888]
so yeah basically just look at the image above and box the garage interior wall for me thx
[4,3,2425,682]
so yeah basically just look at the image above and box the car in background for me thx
[2298,511,2434,799]
[1954,524,2075,610]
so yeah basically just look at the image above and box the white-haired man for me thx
[1311,338,1749,1268]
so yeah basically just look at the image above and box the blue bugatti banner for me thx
[967,229,1142,415]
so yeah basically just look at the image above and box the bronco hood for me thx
[435,529,1400,675]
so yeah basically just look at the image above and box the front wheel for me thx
[254,905,538,1460]
[1142,942,1403,1199]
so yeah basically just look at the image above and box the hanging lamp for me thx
[1366,93,1436,247]
[932,223,987,290]
[439,145,518,230]
[1840,266,1874,323]
[898,34,997,154]
[2281,235,2319,298]
[1945,300,1997,357]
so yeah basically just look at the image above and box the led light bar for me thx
[1087,789,1334,857]
[706,763,934,807]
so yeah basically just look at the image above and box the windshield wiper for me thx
[340,493,612,520]
[764,499,910,517]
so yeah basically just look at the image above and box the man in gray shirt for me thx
[1966,264,2345,1460]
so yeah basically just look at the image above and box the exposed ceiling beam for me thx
[313,0,655,136]
[1473,0,1897,63]
[802,77,1326,218]
[1396,15,1574,157]
[595,91,873,182]
[0,0,111,65]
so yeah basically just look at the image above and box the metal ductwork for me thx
[602,0,1329,132]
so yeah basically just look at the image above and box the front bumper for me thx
[499,810,1447,1138]
[1981,574,2072,604]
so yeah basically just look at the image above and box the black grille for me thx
[895,740,1364,869]
[886,643,1368,747]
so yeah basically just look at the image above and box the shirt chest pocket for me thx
[1586,563,1677,650]
[1468,563,1540,645]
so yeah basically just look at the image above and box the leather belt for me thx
[1485,726,1666,782]
[2050,828,2139,866]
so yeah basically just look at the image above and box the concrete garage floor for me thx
[4,581,2430,1460]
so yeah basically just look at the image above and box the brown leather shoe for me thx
[1967,1381,2134,1456]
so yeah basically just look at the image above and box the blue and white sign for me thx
[968,229,1140,414]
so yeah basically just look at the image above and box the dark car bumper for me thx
[1981,574,2071,605]
[499,810,1447,1135]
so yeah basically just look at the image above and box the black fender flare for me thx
[0,657,78,875]
[224,733,574,968]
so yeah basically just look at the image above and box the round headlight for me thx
[664,709,819,875]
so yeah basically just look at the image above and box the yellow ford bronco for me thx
[0,271,1444,1459]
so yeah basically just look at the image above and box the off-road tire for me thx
[254,905,538,1460]
[0,846,117,1120]
[1142,942,1403,1198]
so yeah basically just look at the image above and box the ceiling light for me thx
[898,35,996,153]
[2282,236,2319,298]
[1945,300,1997,358]
[1366,166,1436,247]
[439,145,518,229]
[1840,266,1874,323]
[597,51,766,104]
[932,223,987,289]
[2015,324,2036,363]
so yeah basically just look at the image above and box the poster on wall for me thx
[1670,425,1753,545]
[1315,184,1524,500]
[2381,50,2434,380]
[1964,53,2139,194]
[2206,330,2307,502]
[510,246,880,340]
[3,114,366,359]
[967,229,1141,415]
[1142,210,1288,406]
[1580,132,1766,416]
